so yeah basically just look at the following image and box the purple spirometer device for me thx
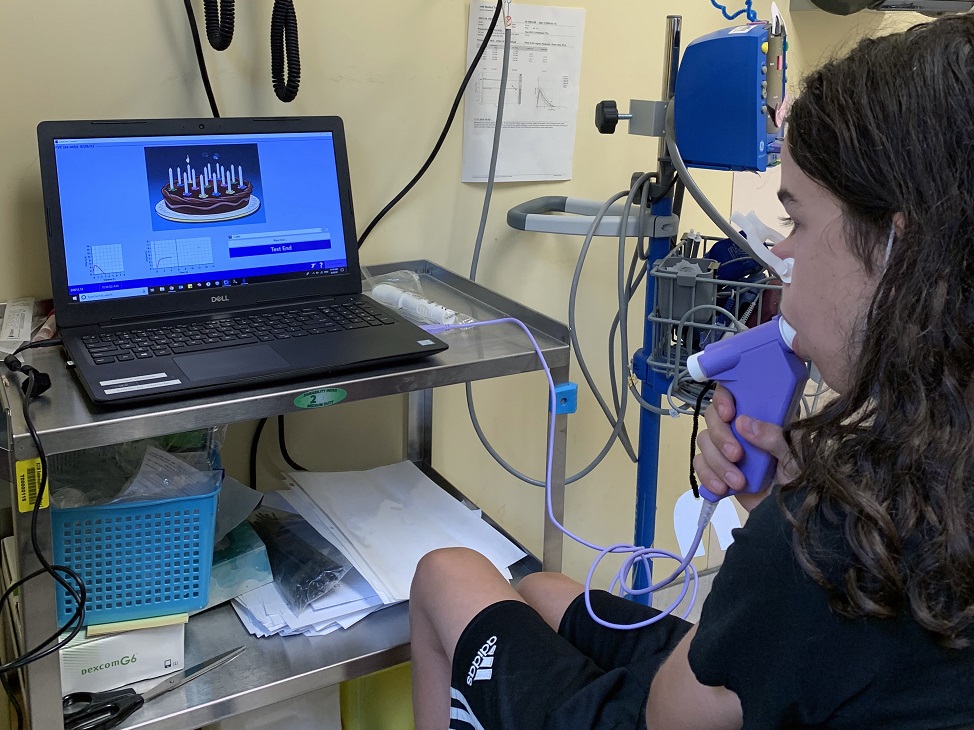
[686,315,808,502]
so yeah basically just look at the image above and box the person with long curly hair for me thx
[409,13,974,729]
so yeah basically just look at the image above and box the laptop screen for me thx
[51,130,350,303]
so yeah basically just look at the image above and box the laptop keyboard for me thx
[80,301,396,365]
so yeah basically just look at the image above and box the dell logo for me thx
[211,295,230,303]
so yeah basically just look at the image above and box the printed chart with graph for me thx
[148,237,215,270]
[535,74,571,110]
[478,71,524,106]
[89,244,125,276]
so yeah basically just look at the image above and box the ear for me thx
[892,212,906,237]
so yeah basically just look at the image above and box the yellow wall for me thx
[0,2,922,586]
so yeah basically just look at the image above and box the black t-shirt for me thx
[688,488,974,729]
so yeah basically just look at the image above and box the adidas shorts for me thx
[448,590,692,730]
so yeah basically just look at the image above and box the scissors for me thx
[62,646,245,730]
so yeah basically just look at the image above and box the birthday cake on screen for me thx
[160,157,257,219]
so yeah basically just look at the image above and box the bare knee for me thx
[410,548,522,663]
[411,547,514,618]
[412,548,491,599]
[515,572,584,631]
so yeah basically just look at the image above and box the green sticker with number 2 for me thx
[294,387,347,409]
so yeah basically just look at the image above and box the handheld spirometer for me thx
[686,315,808,501]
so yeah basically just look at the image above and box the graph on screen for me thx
[90,244,125,276]
[149,237,215,270]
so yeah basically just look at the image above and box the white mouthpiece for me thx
[686,352,707,382]
[778,316,798,351]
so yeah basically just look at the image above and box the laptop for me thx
[36,117,447,405]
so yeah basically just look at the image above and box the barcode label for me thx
[15,458,48,513]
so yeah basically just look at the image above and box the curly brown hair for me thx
[783,14,974,648]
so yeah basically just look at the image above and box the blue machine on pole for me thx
[508,15,787,603]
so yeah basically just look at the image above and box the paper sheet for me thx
[462,3,586,182]
[0,298,35,354]
[287,462,526,602]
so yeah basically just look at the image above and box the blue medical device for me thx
[674,22,786,172]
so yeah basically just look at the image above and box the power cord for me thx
[356,0,505,249]
[277,415,307,472]
[183,0,222,118]
[0,342,87,723]
[250,418,267,489]
[248,415,307,491]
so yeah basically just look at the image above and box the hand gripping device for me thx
[686,315,807,502]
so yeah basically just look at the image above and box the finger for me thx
[694,431,746,495]
[704,401,744,463]
[735,415,789,462]
[710,385,736,423]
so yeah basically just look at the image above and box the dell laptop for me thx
[36,117,447,404]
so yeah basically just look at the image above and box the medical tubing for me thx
[469,23,512,281]
[183,0,222,117]
[466,176,677,487]
[567,191,643,455]
[608,251,648,433]
[616,173,678,419]
[204,0,235,51]
[356,0,504,249]
[710,0,757,21]
[430,318,718,629]
[463,190,644,489]
[659,304,748,417]
[270,0,301,102]
[466,21,648,484]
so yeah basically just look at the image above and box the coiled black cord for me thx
[270,0,301,102]
[204,0,235,51]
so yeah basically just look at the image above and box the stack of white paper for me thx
[283,461,527,604]
[231,462,526,638]
[232,565,383,638]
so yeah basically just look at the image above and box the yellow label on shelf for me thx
[15,458,47,512]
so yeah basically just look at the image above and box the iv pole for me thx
[630,15,682,603]
[507,16,685,605]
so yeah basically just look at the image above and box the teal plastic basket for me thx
[51,485,220,626]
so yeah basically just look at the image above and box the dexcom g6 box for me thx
[60,622,185,694]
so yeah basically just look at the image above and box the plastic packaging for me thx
[686,316,808,502]
[49,427,226,507]
[248,507,351,613]
[362,269,475,327]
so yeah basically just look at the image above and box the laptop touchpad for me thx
[174,345,290,382]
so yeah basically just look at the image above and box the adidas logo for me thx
[466,636,497,686]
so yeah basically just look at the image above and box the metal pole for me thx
[631,15,682,605]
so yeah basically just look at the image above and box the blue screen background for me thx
[53,131,349,300]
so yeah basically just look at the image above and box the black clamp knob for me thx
[596,100,620,134]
